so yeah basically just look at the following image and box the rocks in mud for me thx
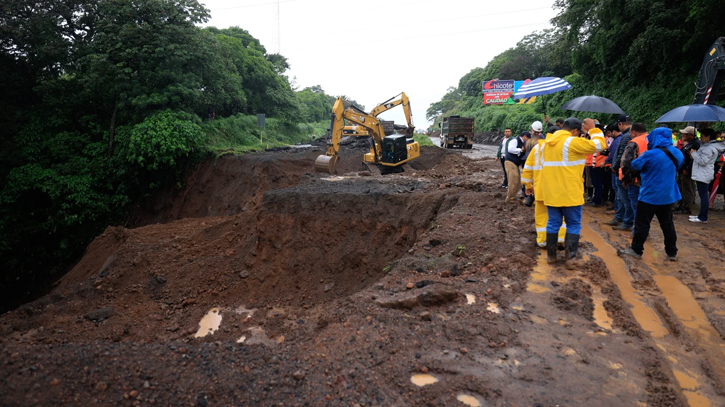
[239,270,250,279]
[420,311,432,321]
[415,280,432,288]
[94,382,108,392]
[84,307,114,322]
[375,289,460,310]
[293,370,306,380]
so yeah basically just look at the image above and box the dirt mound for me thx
[472,131,505,145]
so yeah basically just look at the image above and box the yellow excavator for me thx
[314,96,420,175]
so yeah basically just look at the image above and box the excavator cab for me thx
[381,135,409,164]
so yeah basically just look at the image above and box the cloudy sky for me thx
[201,0,560,129]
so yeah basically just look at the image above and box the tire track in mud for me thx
[582,210,725,407]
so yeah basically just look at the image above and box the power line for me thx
[209,0,301,12]
[294,6,552,40]
[296,21,553,51]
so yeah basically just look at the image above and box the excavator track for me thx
[315,155,338,174]
[363,162,382,176]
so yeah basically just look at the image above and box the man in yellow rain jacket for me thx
[521,125,566,247]
[542,117,605,264]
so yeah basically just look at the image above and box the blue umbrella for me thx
[655,104,725,123]
[512,77,572,100]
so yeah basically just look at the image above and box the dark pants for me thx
[696,181,710,221]
[628,185,640,230]
[631,201,678,257]
[500,157,507,186]
[591,167,604,204]
[677,172,696,211]
[603,167,614,203]
[617,179,634,226]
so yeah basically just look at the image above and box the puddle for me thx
[486,303,500,314]
[494,358,521,367]
[530,315,547,324]
[592,287,613,330]
[456,394,481,406]
[682,391,712,407]
[580,219,668,337]
[410,374,438,387]
[608,361,622,370]
[527,254,552,293]
[322,176,353,182]
[465,294,476,305]
[652,275,723,348]
[675,370,712,406]
[674,370,699,390]
[194,308,222,338]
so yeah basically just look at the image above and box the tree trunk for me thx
[107,94,120,159]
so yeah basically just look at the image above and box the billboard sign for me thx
[482,80,536,105]
[482,80,515,104]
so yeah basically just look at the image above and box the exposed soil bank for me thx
[2,143,725,406]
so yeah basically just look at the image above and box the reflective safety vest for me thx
[521,139,546,200]
[541,128,606,207]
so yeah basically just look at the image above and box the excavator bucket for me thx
[315,155,338,174]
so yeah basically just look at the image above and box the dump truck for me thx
[440,116,474,149]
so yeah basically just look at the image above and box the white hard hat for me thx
[531,121,543,132]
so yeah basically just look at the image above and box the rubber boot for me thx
[564,233,580,260]
[564,233,583,270]
[546,233,558,264]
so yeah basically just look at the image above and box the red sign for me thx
[482,80,515,105]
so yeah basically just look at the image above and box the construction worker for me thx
[522,125,566,248]
[541,117,606,265]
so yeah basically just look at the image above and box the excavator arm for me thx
[369,92,414,136]
[694,37,725,105]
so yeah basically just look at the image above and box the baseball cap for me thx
[679,126,695,135]
[563,117,582,131]
[531,121,543,132]
[617,114,632,123]
[547,125,559,134]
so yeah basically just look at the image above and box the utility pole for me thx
[273,0,280,54]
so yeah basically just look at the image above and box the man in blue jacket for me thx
[620,128,684,261]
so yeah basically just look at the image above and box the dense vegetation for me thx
[428,0,725,132]
[0,0,356,312]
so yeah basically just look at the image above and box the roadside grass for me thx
[413,133,435,146]
[202,114,328,157]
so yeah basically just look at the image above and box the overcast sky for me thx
[201,0,560,129]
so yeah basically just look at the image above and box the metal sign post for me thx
[257,114,265,144]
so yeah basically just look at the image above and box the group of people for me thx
[495,114,725,265]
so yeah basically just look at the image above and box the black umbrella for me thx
[655,104,725,123]
[560,95,624,115]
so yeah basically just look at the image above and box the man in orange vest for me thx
[619,123,649,231]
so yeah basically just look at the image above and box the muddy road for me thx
[428,136,499,160]
[2,142,725,407]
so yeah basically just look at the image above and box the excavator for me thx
[314,96,420,175]
[693,37,725,105]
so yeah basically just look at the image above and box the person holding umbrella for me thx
[673,126,700,214]
[689,128,725,223]
[541,117,605,265]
